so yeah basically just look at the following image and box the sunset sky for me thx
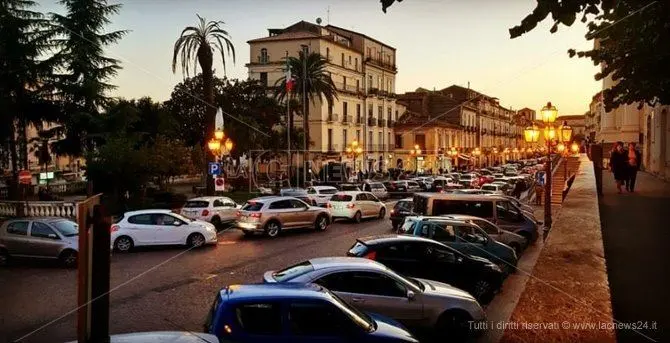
[39,0,602,116]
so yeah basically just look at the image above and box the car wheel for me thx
[471,279,495,305]
[378,207,386,219]
[436,310,472,341]
[59,249,78,268]
[0,248,9,266]
[353,211,362,223]
[314,215,329,231]
[114,236,134,252]
[264,221,281,238]
[210,216,222,230]
[187,233,206,248]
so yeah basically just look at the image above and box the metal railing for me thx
[368,117,376,127]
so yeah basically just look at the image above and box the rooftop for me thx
[221,283,327,301]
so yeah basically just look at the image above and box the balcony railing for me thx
[0,201,77,218]
[356,116,363,125]
[364,56,398,72]
[368,117,376,127]
[327,113,339,123]
[378,118,385,127]
[388,120,395,128]
[333,82,360,94]
[342,115,353,124]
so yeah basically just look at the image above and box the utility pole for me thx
[301,45,308,188]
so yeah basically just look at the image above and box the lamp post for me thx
[345,140,364,177]
[556,120,574,182]
[208,110,234,194]
[410,144,422,174]
[530,101,558,229]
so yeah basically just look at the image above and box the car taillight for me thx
[236,211,241,217]
[202,209,209,216]
[110,225,119,233]
[326,203,332,208]
[390,209,394,215]
[363,251,377,260]
[346,203,355,209]
[249,212,262,219]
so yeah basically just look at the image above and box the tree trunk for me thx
[202,67,216,196]
[18,117,28,170]
[303,101,310,187]
[8,121,20,200]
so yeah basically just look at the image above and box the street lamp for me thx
[571,142,579,154]
[346,140,364,175]
[410,144,422,174]
[208,110,235,194]
[538,101,558,229]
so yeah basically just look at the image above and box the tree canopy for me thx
[380,0,670,111]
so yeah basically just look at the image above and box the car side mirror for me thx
[406,290,415,300]
[48,233,59,239]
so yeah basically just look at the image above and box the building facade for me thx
[246,21,398,172]
[556,114,586,141]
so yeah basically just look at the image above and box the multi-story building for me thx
[556,114,586,141]
[587,92,604,142]
[517,107,536,122]
[246,21,398,172]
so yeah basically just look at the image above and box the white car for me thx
[179,196,240,227]
[111,209,218,252]
[361,181,389,200]
[326,191,386,223]
[306,185,339,206]
[481,183,505,194]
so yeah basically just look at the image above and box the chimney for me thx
[467,81,470,89]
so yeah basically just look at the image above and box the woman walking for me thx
[609,142,628,193]
[626,142,641,192]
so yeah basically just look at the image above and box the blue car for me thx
[204,283,419,343]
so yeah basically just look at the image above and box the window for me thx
[378,106,382,118]
[128,214,152,225]
[259,72,268,87]
[327,129,333,151]
[260,48,268,63]
[378,132,383,150]
[50,220,78,237]
[395,134,402,148]
[302,45,309,55]
[368,131,373,151]
[356,104,361,120]
[326,47,330,60]
[343,101,348,116]
[6,221,29,235]
[307,188,317,194]
[431,200,494,218]
[290,199,308,209]
[432,223,456,242]
[387,107,392,122]
[316,271,406,298]
[289,302,350,335]
[388,132,391,149]
[152,214,180,226]
[235,303,282,335]
[213,199,225,207]
[341,53,345,66]
[348,55,352,65]
[414,134,426,148]
[355,193,366,201]
[184,200,209,208]
[356,129,360,142]
[455,225,485,243]
[30,222,58,239]
[342,76,346,88]
[343,129,348,147]
[242,201,264,211]
[269,200,292,209]
[368,75,373,89]
[366,47,371,58]
[356,79,360,91]
[354,57,358,70]
[367,104,373,117]
[496,201,522,222]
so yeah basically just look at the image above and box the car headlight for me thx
[490,263,502,273]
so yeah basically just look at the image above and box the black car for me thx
[347,235,504,304]
[385,181,407,198]
[390,198,413,231]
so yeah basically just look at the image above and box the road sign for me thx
[214,176,225,192]
[208,162,222,175]
[39,171,54,180]
[18,170,31,184]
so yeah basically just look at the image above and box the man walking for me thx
[626,142,642,192]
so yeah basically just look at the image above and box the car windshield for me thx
[482,185,496,191]
[242,201,264,211]
[340,185,359,191]
[369,183,384,189]
[330,194,353,202]
[319,188,338,195]
[50,220,78,237]
[183,200,209,208]
[272,260,314,282]
[325,291,374,332]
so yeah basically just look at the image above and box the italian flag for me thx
[285,67,295,93]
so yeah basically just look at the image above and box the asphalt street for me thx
[0,203,542,343]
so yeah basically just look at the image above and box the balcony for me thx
[342,115,353,124]
[364,56,398,72]
[356,116,363,125]
[327,113,339,123]
[333,82,361,95]
[388,120,395,128]
[368,117,376,127]
[378,118,385,127]
[368,87,379,96]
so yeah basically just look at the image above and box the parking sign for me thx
[208,162,221,175]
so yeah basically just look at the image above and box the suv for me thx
[179,196,240,229]
[361,181,389,200]
[235,196,331,238]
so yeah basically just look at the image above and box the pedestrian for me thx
[626,142,641,192]
[512,180,524,199]
[609,141,628,194]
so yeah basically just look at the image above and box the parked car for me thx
[327,191,386,223]
[480,183,505,195]
[399,216,518,274]
[264,257,486,340]
[390,198,413,231]
[111,210,217,252]
[235,196,331,238]
[337,183,361,191]
[453,189,494,195]
[361,181,389,200]
[389,180,421,197]
[279,188,308,196]
[457,174,478,188]
[0,218,79,267]
[66,332,219,343]
[180,197,240,229]
[204,283,419,343]
[439,214,528,255]
[411,193,540,243]
[306,185,339,206]
[293,195,318,206]
[347,235,503,304]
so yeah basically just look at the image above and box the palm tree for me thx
[172,14,235,195]
[274,51,338,185]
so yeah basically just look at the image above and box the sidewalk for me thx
[599,171,669,343]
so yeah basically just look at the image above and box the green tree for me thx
[273,51,337,185]
[48,0,127,157]
[0,0,52,197]
[171,14,236,195]
[28,129,52,171]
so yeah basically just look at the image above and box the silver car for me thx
[440,214,528,254]
[263,257,485,339]
[0,217,79,267]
